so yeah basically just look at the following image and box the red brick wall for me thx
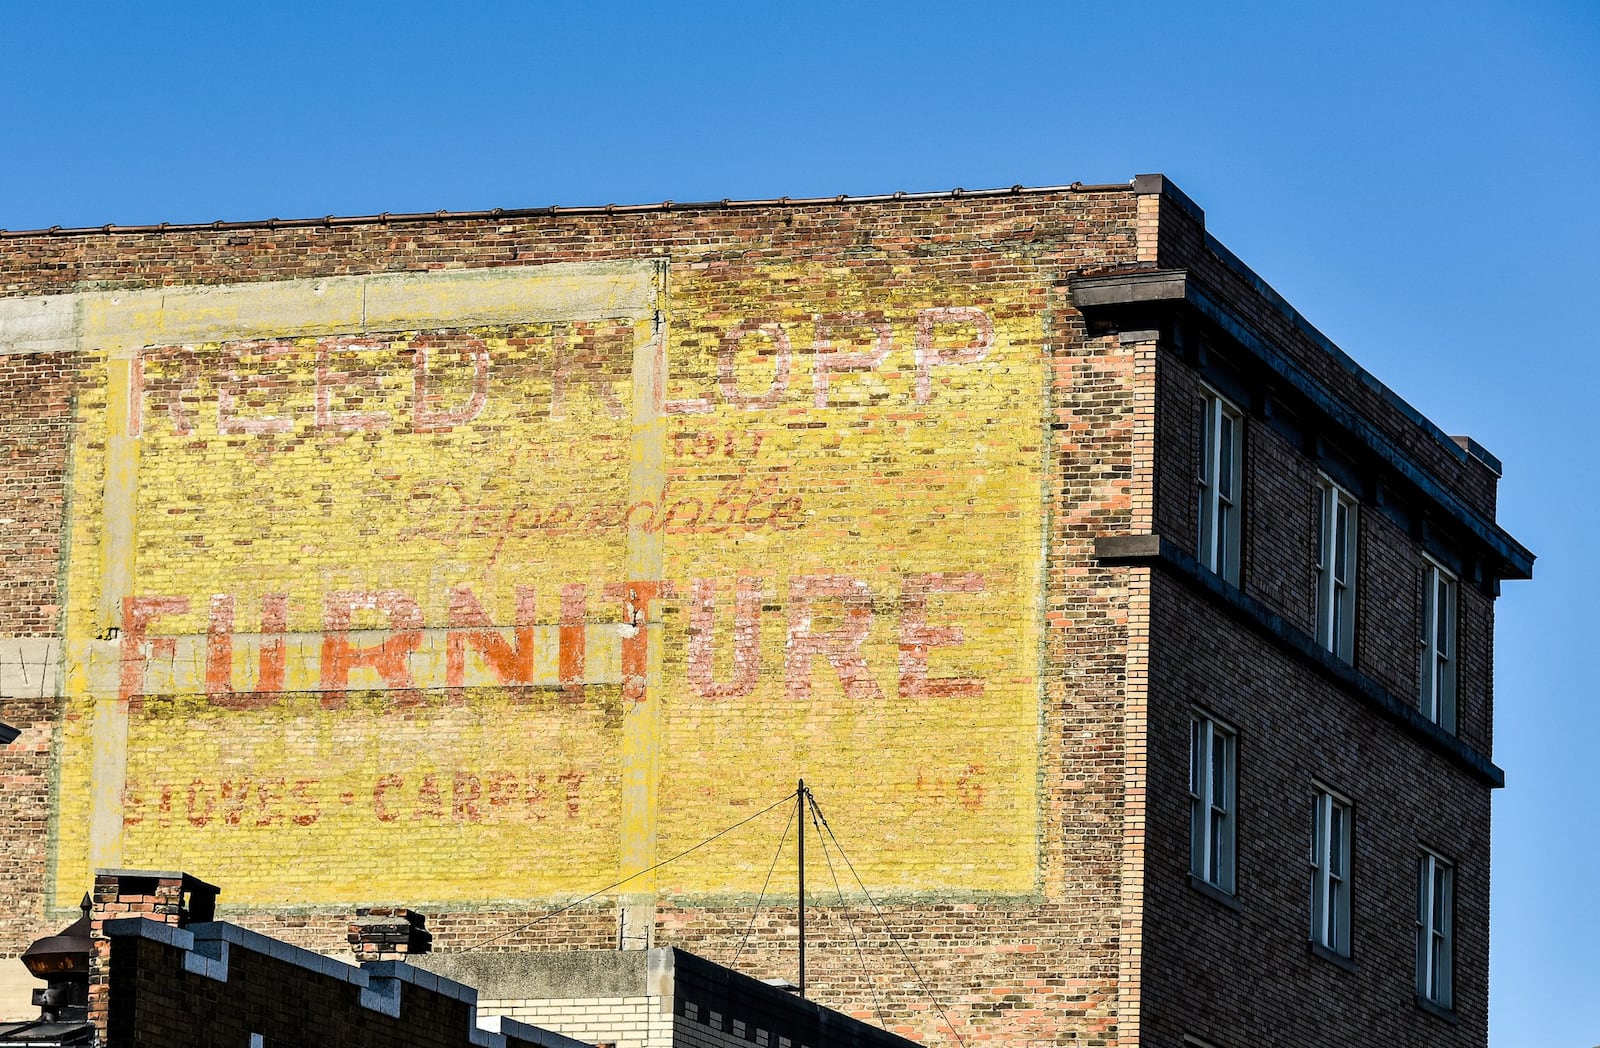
[0,184,1512,1048]
[0,351,75,633]
[0,351,79,952]
[0,189,1145,1048]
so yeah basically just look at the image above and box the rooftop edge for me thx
[0,181,1131,238]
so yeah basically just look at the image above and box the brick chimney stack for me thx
[88,869,220,1042]
[349,907,432,963]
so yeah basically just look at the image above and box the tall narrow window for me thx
[1315,481,1358,663]
[1416,851,1454,1008]
[1198,392,1243,585]
[1189,713,1237,894]
[1419,559,1458,732]
[1309,789,1353,956]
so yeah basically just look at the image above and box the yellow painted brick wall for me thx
[47,263,1044,907]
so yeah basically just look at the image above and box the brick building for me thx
[6,868,892,1048]
[0,175,1530,1045]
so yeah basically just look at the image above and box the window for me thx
[1315,480,1358,663]
[1419,559,1458,731]
[1309,789,1352,956]
[1189,713,1237,894]
[1416,851,1454,1008]
[1198,392,1243,585]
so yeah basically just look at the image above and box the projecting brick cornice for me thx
[1070,268,1534,584]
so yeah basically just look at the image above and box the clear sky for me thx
[2,2,1595,1043]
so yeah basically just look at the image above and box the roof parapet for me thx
[0,181,1134,238]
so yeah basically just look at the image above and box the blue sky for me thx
[2,2,1596,1043]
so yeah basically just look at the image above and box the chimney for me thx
[87,869,220,1042]
[349,907,432,963]
[20,894,93,1022]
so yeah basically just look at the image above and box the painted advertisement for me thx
[31,259,1046,908]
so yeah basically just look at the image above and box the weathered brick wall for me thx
[656,901,1116,1045]
[1138,572,1490,1048]
[1456,584,1495,755]
[1358,509,1425,699]
[0,183,1517,1048]
[1149,347,1197,555]
[0,350,84,960]
[0,190,1143,1046]
[0,351,75,633]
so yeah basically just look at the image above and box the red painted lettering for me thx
[290,779,320,826]
[785,575,882,701]
[604,582,670,704]
[120,596,191,707]
[446,585,538,688]
[373,774,404,823]
[558,584,587,703]
[688,577,762,699]
[315,339,391,431]
[217,341,294,435]
[549,323,627,421]
[132,346,201,437]
[205,593,292,709]
[558,769,585,818]
[811,313,892,408]
[898,572,985,699]
[452,773,482,822]
[257,593,289,694]
[413,339,491,432]
[320,591,424,708]
[186,779,213,827]
[413,775,444,820]
[254,777,285,826]
[218,778,251,826]
[719,321,792,410]
[914,307,992,403]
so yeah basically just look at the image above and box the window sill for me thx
[1308,940,1356,973]
[1415,995,1459,1024]
[1187,874,1243,911]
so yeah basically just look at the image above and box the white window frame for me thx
[1309,788,1353,956]
[1416,850,1454,1008]
[1189,712,1237,894]
[1198,391,1243,585]
[1315,479,1358,663]
[1419,557,1458,732]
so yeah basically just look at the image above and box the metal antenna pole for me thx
[797,778,806,999]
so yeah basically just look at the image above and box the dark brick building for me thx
[0,175,1530,1046]
[4,869,909,1048]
